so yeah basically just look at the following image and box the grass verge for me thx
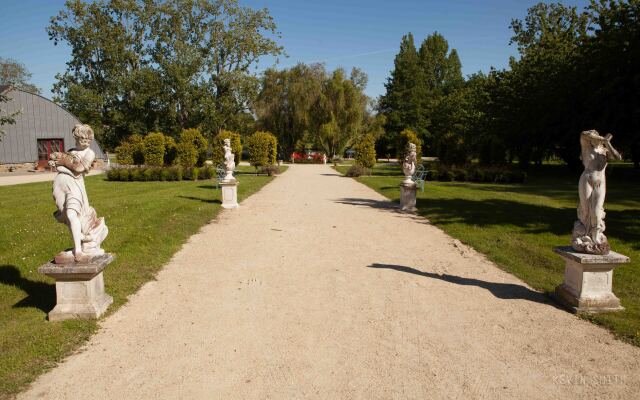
[0,168,285,398]
[336,164,640,346]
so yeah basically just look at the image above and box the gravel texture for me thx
[19,164,640,399]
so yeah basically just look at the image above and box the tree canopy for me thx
[48,0,283,149]
[254,63,369,157]
[0,58,40,94]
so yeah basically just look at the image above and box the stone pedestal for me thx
[553,247,629,313]
[38,254,114,321]
[221,179,239,209]
[399,182,417,212]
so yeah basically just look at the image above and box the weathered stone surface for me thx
[221,180,239,209]
[571,130,622,255]
[553,247,629,313]
[399,182,417,212]
[38,253,114,321]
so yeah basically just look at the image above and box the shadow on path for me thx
[334,198,430,224]
[0,265,55,313]
[367,263,558,307]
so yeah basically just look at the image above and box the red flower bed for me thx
[291,152,326,164]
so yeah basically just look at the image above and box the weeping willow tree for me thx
[255,63,368,157]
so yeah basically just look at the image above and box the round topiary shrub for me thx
[179,128,208,166]
[116,134,145,165]
[143,132,166,166]
[246,131,278,168]
[355,133,377,169]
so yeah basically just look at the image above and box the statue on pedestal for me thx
[223,138,235,181]
[402,143,417,185]
[571,130,622,255]
[49,124,108,263]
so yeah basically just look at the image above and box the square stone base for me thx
[553,247,629,313]
[221,180,239,209]
[38,254,115,321]
[399,182,417,212]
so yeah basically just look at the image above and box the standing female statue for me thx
[402,143,417,185]
[223,138,236,181]
[49,124,108,263]
[572,130,621,255]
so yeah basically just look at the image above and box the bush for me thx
[184,167,200,181]
[211,130,242,165]
[118,168,130,181]
[164,136,178,166]
[129,168,142,181]
[116,134,145,165]
[200,166,215,179]
[258,165,280,176]
[179,128,208,166]
[176,141,198,168]
[346,164,370,177]
[168,166,183,181]
[107,168,119,180]
[143,132,166,166]
[246,131,278,167]
[355,134,377,169]
[397,129,422,164]
[437,131,469,166]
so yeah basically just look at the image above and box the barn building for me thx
[0,86,106,172]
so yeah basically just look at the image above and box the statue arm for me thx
[603,134,622,160]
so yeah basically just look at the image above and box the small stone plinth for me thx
[399,182,417,212]
[553,247,629,313]
[38,254,114,321]
[220,179,239,209]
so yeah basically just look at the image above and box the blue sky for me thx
[0,0,591,100]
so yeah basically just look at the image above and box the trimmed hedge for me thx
[180,128,208,167]
[423,164,527,183]
[106,166,215,182]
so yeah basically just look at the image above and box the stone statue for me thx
[402,143,417,185]
[49,124,108,263]
[223,138,235,181]
[571,130,622,255]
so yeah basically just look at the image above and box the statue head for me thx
[407,143,416,154]
[73,124,94,150]
[223,138,231,147]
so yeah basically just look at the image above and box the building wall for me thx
[0,88,106,164]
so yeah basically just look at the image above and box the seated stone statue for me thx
[49,124,108,263]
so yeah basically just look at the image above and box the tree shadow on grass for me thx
[415,197,640,249]
[177,195,221,205]
[367,263,559,307]
[0,265,55,313]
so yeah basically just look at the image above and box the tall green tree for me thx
[48,0,283,149]
[314,68,368,157]
[0,91,20,139]
[379,33,426,141]
[254,63,324,156]
[0,58,40,94]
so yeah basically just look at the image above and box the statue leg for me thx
[591,183,606,243]
[577,174,592,226]
[66,209,83,257]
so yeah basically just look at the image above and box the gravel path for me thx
[20,164,640,399]
[0,169,103,186]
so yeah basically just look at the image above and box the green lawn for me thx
[337,163,640,346]
[0,168,285,398]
